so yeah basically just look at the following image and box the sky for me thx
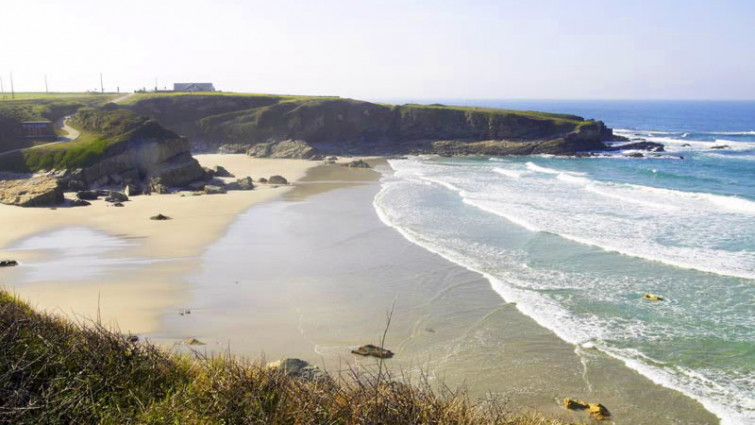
[1,0,754,100]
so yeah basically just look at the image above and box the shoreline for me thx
[0,154,724,424]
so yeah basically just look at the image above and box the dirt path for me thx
[111,93,134,104]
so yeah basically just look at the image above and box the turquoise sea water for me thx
[373,101,755,425]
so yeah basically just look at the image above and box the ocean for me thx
[373,100,755,425]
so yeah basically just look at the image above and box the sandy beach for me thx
[0,155,721,424]
[0,155,319,332]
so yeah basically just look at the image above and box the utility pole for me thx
[10,73,15,99]
[100,73,104,94]
[0,76,4,99]
[45,74,48,93]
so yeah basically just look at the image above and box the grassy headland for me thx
[0,290,577,424]
[124,92,613,155]
[0,108,178,173]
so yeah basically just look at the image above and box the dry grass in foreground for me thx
[0,290,581,424]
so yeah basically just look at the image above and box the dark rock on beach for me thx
[344,159,371,168]
[213,165,234,177]
[268,175,288,185]
[0,260,18,267]
[351,344,394,359]
[204,185,226,194]
[150,213,171,220]
[104,191,128,203]
[77,190,99,200]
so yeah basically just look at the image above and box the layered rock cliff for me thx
[68,109,206,187]
[126,95,618,156]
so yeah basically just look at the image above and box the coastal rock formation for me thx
[234,176,254,190]
[126,95,619,156]
[204,185,226,194]
[644,293,664,301]
[0,176,63,207]
[0,109,208,192]
[351,344,394,359]
[267,175,288,185]
[563,398,611,421]
[246,140,322,159]
[77,190,99,200]
[213,165,233,177]
[150,214,171,220]
[266,358,329,382]
[104,191,128,203]
[344,159,371,168]
[606,141,665,152]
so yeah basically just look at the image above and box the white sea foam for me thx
[376,159,755,424]
[493,167,525,179]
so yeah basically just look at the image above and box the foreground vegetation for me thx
[0,290,579,424]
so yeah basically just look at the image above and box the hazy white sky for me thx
[2,0,753,99]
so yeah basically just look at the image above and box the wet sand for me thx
[153,161,719,424]
[0,155,319,332]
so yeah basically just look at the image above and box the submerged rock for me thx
[351,344,394,359]
[267,358,330,382]
[643,293,664,301]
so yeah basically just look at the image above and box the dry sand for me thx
[0,155,320,332]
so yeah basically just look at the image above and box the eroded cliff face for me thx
[80,136,205,187]
[127,96,616,156]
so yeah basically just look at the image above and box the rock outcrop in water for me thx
[126,95,619,156]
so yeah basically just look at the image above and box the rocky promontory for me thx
[126,95,619,156]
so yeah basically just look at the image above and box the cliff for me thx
[0,108,206,189]
[125,94,617,156]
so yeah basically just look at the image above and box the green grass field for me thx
[0,92,120,101]
[118,91,341,105]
